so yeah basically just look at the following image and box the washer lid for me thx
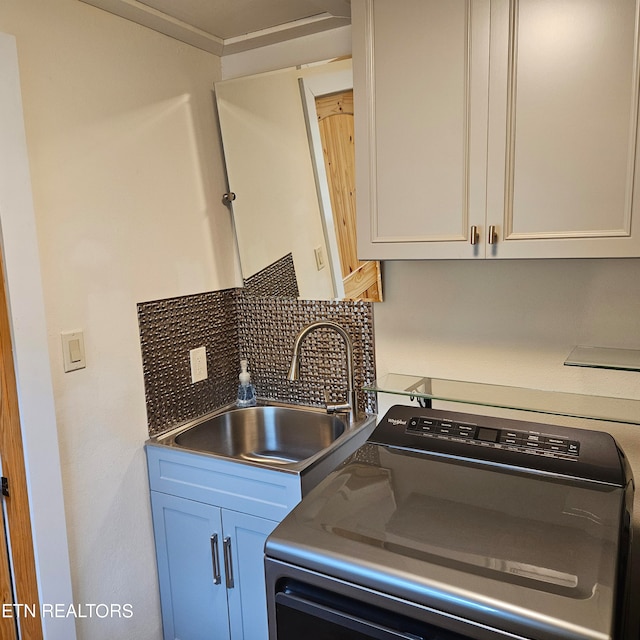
[267,444,625,640]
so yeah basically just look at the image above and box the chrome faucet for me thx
[287,321,358,423]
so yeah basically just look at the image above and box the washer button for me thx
[499,431,523,445]
[455,424,476,438]
[567,441,580,456]
[502,430,521,440]
[438,421,454,435]
[418,418,438,433]
[545,437,568,453]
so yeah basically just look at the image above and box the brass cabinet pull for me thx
[470,225,479,245]
[488,225,498,244]
[223,536,234,589]
[210,534,221,585]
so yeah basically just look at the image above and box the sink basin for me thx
[172,405,346,465]
[150,402,377,494]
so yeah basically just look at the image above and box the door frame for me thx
[300,63,354,299]
[0,31,76,640]
[0,248,37,639]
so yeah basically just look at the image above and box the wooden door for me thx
[315,90,383,301]
[0,505,16,639]
[0,252,41,639]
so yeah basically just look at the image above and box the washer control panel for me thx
[371,406,628,484]
[406,416,580,459]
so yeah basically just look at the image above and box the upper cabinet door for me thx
[354,0,491,259]
[487,0,640,258]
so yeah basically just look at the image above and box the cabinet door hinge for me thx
[1,477,9,497]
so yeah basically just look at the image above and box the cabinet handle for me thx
[210,534,221,585]
[470,225,479,245]
[223,536,235,589]
[488,225,498,244]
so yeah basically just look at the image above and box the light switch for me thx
[62,331,86,372]
[314,246,326,271]
[69,339,82,363]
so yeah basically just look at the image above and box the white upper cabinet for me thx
[354,0,640,259]
[354,0,491,259]
[487,0,640,258]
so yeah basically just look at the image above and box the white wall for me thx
[374,259,640,397]
[0,32,75,640]
[0,0,239,638]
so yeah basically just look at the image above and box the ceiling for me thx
[80,0,352,56]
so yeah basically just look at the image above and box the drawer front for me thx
[146,445,302,521]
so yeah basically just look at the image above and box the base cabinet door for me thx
[223,510,279,640]
[151,492,230,640]
[151,491,279,640]
[147,445,304,639]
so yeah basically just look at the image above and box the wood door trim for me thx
[316,89,383,301]
[0,253,42,638]
[0,499,17,639]
[343,260,382,300]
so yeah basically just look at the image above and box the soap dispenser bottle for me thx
[236,359,257,408]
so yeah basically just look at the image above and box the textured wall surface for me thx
[238,295,377,415]
[138,290,376,436]
[243,252,299,298]
[138,289,240,435]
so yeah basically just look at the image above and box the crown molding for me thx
[79,0,350,56]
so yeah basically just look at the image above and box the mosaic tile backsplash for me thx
[138,289,376,436]
[243,253,299,298]
[138,289,240,435]
[238,296,377,416]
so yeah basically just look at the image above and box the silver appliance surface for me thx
[266,406,633,640]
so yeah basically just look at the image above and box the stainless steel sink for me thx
[172,406,345,465]
[151,403,377,492]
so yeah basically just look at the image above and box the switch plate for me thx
[61,331,86,372]
[189,346,208,383]
[314,246,326,270]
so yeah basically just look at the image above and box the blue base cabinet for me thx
[146,445,303,640]
[151,492,231,640]
[224,510,280,639]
